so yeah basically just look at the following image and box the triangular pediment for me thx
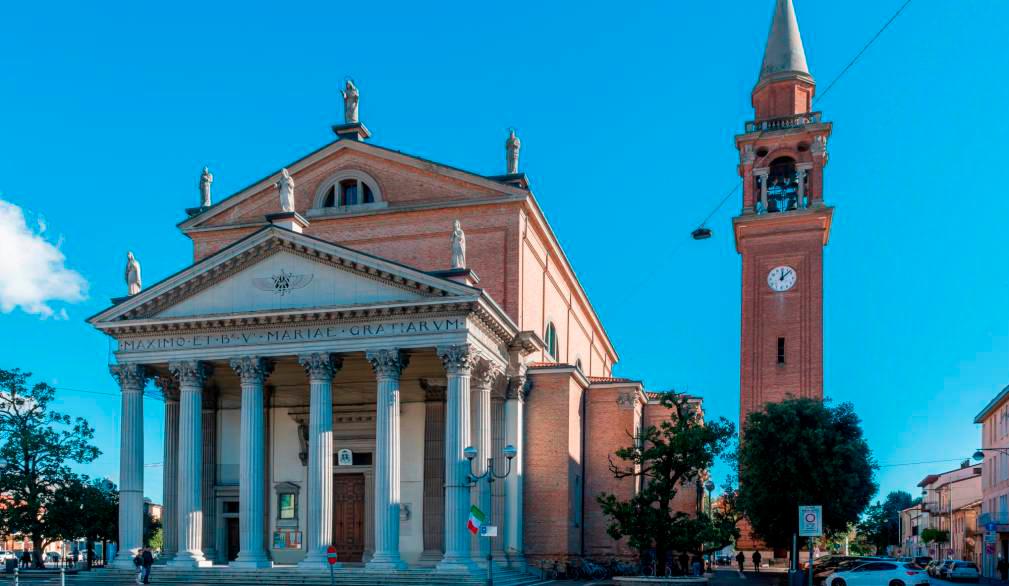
[89,227,479,325]
[179,138,529,232]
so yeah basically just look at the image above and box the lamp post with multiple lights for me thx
[464,443,517,586]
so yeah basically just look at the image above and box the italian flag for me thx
[466,505,486,535]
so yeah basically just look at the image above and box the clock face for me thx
[767,266,797,292]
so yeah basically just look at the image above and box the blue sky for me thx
[0,0,1006,506]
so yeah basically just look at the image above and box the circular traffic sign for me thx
[326,545,338,565]
[805,513,816,523]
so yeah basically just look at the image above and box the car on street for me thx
[914,556,933,568]
[946,561,980,583]
[813,557,891,585]
[925,560,944,577]
[824,560,928,586]
[938,560,956,579]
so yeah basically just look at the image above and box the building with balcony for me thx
[973,383,1009,576]
[917,464,982,560]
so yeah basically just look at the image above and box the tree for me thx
[144,508,162,550]
[46,476,117,569]
[736,398,877,550]
[857,490,915,553]
[0,368,101,567]
[597,393,736,576]
[921,528,948,545]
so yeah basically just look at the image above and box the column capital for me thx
[229,356,272,385]
[419,378,446,402]
[298,353,343,381]
[110,363,150,390]
[366,349,409,379]
[437,344,479,374]
[154,375,180,402]
[169,360,211,389]
[471,358,503,392]
[505,375,529,402]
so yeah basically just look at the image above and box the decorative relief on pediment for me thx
[252,270,314,296]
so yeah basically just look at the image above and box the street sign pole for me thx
[798,506,823,586]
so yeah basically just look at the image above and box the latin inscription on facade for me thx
[118,318,464,354]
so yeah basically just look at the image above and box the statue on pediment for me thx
[506,129,521,175]
[342,79,359,124]
[276,168,295,213]
[451,220,466,269]
[199,166,213,208]
[125,251,142,296]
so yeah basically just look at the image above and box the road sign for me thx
[986,533,997,544]
[987,522,999,532]
[326,545,338,565]
[799,505,823,537]
[480,525,498,538]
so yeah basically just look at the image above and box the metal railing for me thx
[745,112,822,133]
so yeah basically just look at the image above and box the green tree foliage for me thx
[736,398,877,550]
[920,528,949,545]
[46,476,118,569]
[597,393,736,576]
[0,368,101,568]
[144,508,162,549]
[857,490,915,553]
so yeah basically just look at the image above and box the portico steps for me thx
[0,565,542,586]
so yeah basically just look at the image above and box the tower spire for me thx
[758,0,812,87]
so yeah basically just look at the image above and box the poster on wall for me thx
[273,530,302,549]
[338,448,353,466]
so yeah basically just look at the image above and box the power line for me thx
[877,457,972,469]
[815,0,915,105]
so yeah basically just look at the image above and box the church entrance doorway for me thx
[225,517,240,562]
[332,473,366,563]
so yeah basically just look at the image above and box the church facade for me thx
[88,83,701,573]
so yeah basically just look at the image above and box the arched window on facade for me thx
[544,322,558,359]
[320,174,377,208]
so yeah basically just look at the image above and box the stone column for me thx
[168,360,212,568]
[437,345,476,571]
[155,376,180,562]
[110,363,148,568]
[755,168,770,211]
[503,374,527,567]
[470,359,497,562]
[229,356,273,569]
[202,389,218,561]
[420,380,446,561]
[490,391,506,560]
[365,349,409,570]
[298,353,342,568]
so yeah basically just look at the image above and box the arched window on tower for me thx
[544,322,558,360]
[767,157,799,213]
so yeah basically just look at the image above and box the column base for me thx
[436,555,476,572]
[230,555,272,570]
[111,551,141,569]
[505,553,527,570]
[366,553,407,571]
[299,551,341,569]
[168,552,213,568]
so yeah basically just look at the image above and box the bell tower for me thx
[735,0,833,425]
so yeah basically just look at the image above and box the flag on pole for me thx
[467,505,486,535]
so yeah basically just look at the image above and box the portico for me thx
[92,227,532,572]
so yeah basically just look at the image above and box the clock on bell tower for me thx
[735,0,833,426]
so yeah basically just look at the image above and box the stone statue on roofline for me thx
[450,220,466,269]
[276,168,295,213]
[125,251,142,296]
[342,79,359,124]
[505,129,521,175]
[199,166,213,208]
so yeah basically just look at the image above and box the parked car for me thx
[914,556,933,568]
[925,560,943,577]
[946,561,980,583]
[938,560,956,579]
[825,560,928,586]
[715,554,733,566]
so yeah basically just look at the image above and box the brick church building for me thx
[89,84,702,577]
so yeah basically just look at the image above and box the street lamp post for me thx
[704,480,715,572]
[465,443,517,586]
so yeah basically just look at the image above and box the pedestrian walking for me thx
[20,551,30,569]
[691,554,703,576]
[141,547,154,584]
[736,551,745,572]
[133,552,143,584]
[752,550,762,572]
[998,556,1008,581]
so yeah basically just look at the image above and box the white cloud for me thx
[0,199,88,318]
